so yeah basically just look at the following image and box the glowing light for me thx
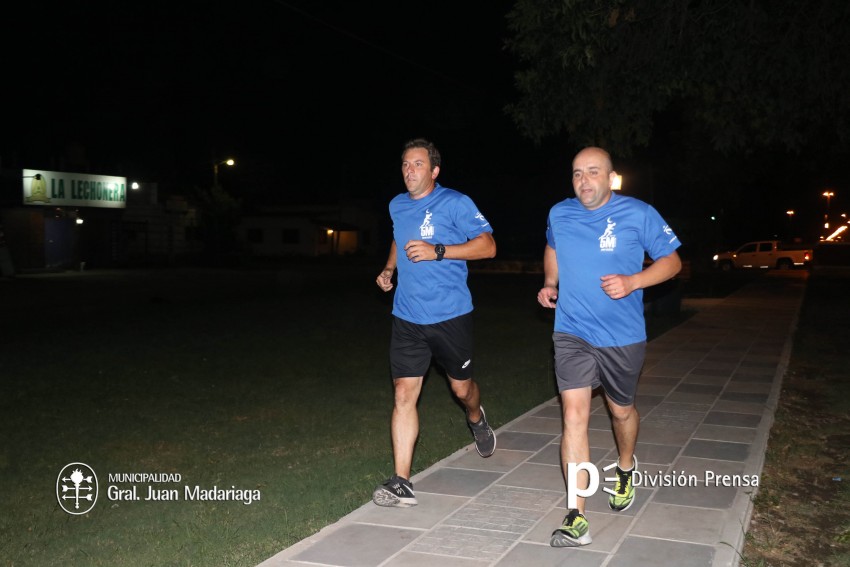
[611,175,622,190]
[825,225,847,241]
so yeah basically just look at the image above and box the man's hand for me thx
[537,285,558,308]
[376,268,394,291]
[600,274,636,300]
[403,240,436,263]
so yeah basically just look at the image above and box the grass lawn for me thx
[0,265,556,566]
[742,268,850,566]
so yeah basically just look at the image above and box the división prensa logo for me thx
[56,462,98,515]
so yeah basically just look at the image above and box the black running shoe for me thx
[372,475,417,507]
[468,406,496,457]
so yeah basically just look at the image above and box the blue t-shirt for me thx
[390,184,492,324]
[546,192,680,347]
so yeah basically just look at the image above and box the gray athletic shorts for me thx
[390,313,474,380]
[553,332,645,406]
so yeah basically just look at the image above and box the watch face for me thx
[435,244,446,255]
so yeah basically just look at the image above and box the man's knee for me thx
[393,378,422,406]
[449,377,474,400]
[609,403,637,423]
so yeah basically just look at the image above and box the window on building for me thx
[281,228,299,244]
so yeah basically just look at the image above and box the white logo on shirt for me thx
[474,211,490,227]
[420,209,434,239]
[599,217,617,252]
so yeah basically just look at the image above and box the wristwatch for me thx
[434,243,446,261]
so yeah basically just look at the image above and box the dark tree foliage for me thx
[506,1,850,156]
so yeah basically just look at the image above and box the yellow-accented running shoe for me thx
[550,509,592,547]
[608,457,637,512]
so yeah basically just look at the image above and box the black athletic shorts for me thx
[390,312,474,380]
[553,332,646,406]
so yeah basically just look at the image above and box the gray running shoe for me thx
[372,475,417,507]
[468,406,496,457]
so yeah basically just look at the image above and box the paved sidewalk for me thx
[259,272,806,567]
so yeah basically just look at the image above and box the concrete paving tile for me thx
[711,346,748,355]
[409,526,517,561]
[665,391,719,404]
[589,414,615,431]
[633,442,681,466]
[693,360,739,371]
[638,424,695,446]
[711,400,766,415]
[637,376,681,386]
[444,501,549,535]
[634,394,665,411]
[355,493,469,529]
[673,457,745,479]
[673,346,713,355]
[682,374,729,386]
[641,367,691,379]
[292,524,422,566]
[741,360,782,370]
[702,411,761,428]
[528,442,610,466]
[702,353,743,363]
[497,542,607,566]
[693,424,758,444]
[654,358,700,369]
[675,383,724,395]
[682,439,750,462]
[531,403,562,419]
[415,468,504,497]
[720,391,769,403]
[494,431,557,451]
[730,371,774,382]
[630,502,725,544]
[473,484,564,511]
[635,384,676,397]
[642,403,708,428]
[590,394,607,411]
[651,483,738,509]
[451,448,533,473]
[384,552,489,566]
[588,428,616,449]
[505,415,560,435]
[607,536,715,567]
[498,462,566,493]
[723,381,773,394]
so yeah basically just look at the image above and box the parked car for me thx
[712,240,811,270]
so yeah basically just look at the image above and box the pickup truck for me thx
[713,240,811,270]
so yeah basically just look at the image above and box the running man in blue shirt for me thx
[538,147,682,546]
[372,138,497,508]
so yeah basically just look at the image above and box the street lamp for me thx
[823,191,835,229]
[611,174,623,191]
[213,158,235,187]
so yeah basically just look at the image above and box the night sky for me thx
[5,1,847,256]
[7,2,540,192]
